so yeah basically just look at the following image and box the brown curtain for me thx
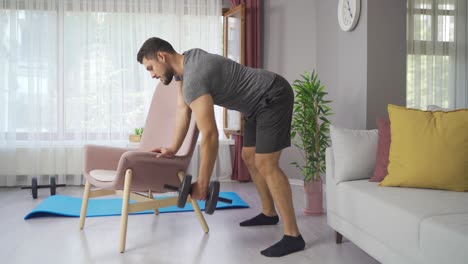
[230,0,261,68]
[230,0,261,182]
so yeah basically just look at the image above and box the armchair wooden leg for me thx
[336,231,343,244]
[148,190,158,215]
[119,169,133,253]
[79,181,92,230]
[177,171,209,233]
[191,196,209,233]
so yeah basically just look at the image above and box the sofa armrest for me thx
[326,147,335,182]
[325,147,337,214]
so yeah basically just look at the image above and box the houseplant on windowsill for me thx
[129,127,144,142]
[291,70,332,215]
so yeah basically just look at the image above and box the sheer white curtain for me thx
[407,0,468,110]
[0,0,224,186]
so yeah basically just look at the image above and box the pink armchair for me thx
[79,81,205,253]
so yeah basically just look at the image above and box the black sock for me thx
[260,235,305,257]
[239,213,279,227]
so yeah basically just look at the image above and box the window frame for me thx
[407,0,456,56]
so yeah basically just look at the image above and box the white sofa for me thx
[326,147,468,264]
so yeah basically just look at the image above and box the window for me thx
[1,0,222,143]
[407,0,457,109]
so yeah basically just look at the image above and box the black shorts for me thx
[243,75,294,153]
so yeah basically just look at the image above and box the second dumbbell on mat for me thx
[21,176,66,199]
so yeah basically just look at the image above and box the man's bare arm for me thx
[152,81,192,158]
[189,94,218,199]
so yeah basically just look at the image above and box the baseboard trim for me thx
[289,179,304,186]
[219,178,311,187]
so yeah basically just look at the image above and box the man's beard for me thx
[161,67,174,85]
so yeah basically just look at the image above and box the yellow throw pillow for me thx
[380,104,468,192]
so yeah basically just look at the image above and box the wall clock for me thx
[338,0,361,32]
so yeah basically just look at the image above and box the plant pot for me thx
[303,178,323,215]
[129,134,141,142]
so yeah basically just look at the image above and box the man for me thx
[137,37,305,257]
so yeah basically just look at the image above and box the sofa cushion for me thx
[370,118,391,182]
[330,126,378,184]
[381,104,468,191]
[420,214,468,264]
[331,179,468,261]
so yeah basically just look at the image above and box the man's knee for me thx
[242,147,256,169]
[255,156,278,177]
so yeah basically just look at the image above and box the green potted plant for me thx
[129,127,144,142]
[291,70,333,215]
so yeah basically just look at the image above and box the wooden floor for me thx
[0,182,379,264]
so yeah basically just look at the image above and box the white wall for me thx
[316,0,406,130]
[262,0,318,81]
[262,0,406,179]
[316,0,368,130]
[366,0,406,129]
[262,0,318,180]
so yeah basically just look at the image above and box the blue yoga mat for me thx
[24,192,249,220]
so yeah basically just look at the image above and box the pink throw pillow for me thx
[370,118,391,182]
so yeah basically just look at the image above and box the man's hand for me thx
[191,181,209,200]
[151,147,176,158]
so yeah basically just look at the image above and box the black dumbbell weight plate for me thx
[205,181,220,215]
[31,177,38,199]
[177,175,192,208]
[50,177,56,195]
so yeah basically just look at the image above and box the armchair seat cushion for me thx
[90,170,117,182]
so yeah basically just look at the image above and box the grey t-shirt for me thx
[176,48,276,116]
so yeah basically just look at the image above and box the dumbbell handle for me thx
[163,184,232,204]
[163,184,179,192]
[21,184,66,189]
[218,197,233,204]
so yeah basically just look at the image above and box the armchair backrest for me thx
[139,81,198,159]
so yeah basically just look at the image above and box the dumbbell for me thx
[21,176,66,199]
[164,175,233,215]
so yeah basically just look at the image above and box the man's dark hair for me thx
[137,37,176,63]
